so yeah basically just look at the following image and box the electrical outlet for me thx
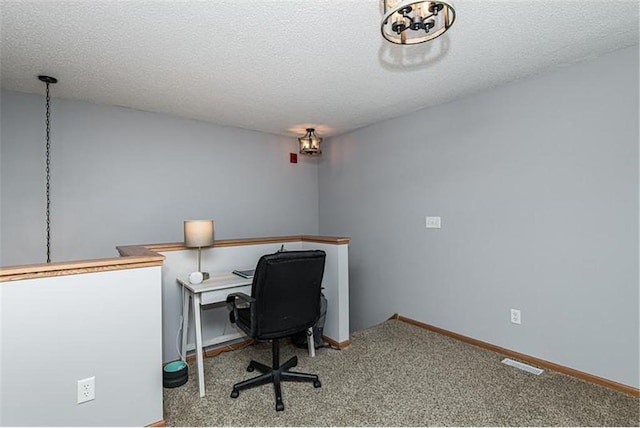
[510,309,521,325]
[77,377,95,404]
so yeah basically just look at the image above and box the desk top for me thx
[177,273,252,294]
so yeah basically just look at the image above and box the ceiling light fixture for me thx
[381,0,455,45]
[298,128,322,156]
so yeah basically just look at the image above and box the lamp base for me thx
[188,271,211,284]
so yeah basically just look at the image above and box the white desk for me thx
[177,273,251,397]
[178,272,318,398]
[155,237,350,364]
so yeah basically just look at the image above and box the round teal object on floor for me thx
[164,360,187,372]
[163,360,188,388]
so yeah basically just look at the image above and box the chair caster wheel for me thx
[230,389,239,398]
[247,364,254,372]
[276,402,284,412]
[313,380,321,388]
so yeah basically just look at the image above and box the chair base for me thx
[230,340,321,411]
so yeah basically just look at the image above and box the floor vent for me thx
[501,358,544,375]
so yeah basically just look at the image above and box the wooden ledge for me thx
[116,244,167,257]
[120,235,351,254]
[301,235,351,245]
[0,254,164,283]
[3,235,348,283]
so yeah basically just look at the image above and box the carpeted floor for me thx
[163,319,639,426]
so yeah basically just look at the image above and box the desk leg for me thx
[307,327,315,358]
[181,286,190,361]
[193,293,206,397]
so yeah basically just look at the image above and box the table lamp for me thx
[184,220,215,279]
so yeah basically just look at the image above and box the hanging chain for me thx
[45,81,52,263]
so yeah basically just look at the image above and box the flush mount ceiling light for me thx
[381,0,455,45]
[298,128,322,156]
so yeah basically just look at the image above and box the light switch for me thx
[425,216,441,229]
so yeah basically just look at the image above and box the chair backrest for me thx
[250,250,326,339]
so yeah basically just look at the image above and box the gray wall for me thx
[0,90,319,265]
[318,46,639,388]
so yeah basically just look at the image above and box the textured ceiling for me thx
[1,1,638,138]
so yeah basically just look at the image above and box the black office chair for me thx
[226,250,326,411]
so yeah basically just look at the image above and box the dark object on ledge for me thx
[227,250,326,411]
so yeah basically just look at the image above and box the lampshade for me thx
[381,0,456,45]
[184,220,215,248]
[298,128,322,155]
